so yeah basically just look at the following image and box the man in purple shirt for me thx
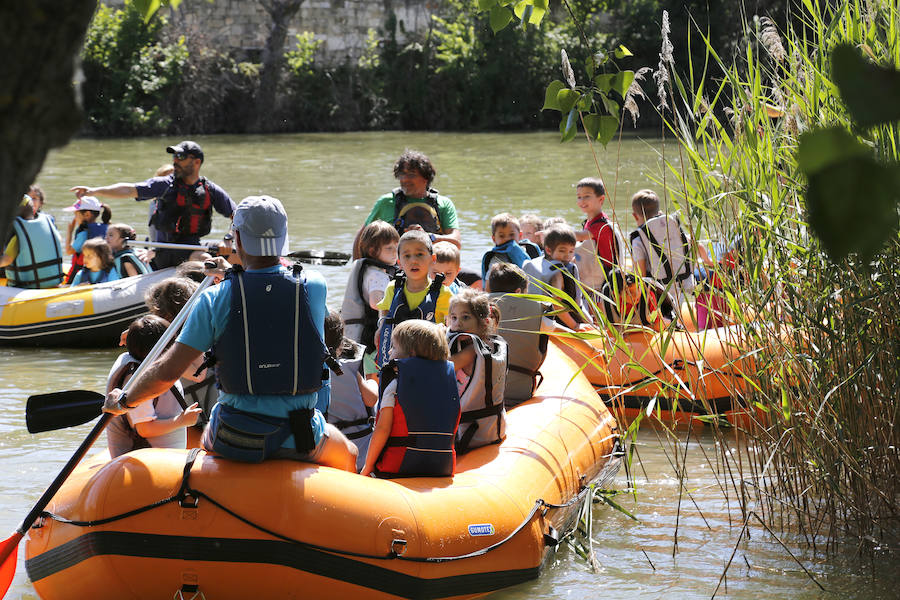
[71,141,235,269]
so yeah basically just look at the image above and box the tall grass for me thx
[655,0,900,554]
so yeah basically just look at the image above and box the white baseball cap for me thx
[64,196,102,212]
[232,195,289,257]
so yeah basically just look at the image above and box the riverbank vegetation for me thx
[574,0,899,565]
[79,0,792,135]
[483,0,899,574]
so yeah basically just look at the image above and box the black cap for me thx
[166,140,204,162]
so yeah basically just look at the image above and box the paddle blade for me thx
[26,390,105,434]
[0,531,22,598]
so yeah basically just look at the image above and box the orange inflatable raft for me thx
[559,324,762,426]
[24,340,620,600]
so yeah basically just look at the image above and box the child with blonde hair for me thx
[361,320,460,477]
[447,289,508,453]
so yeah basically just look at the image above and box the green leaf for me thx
[478,0,498,9]
[831,44,900,127]
[594,73,614,93]
[601,94,620,118]
[614,45,633,59]
[596,116,619,146]
[560,109,578,142]
[514,0,546,24]
[556,88,579,114]
[542,80,566,111]
[798,127,900,260]
[133,0,161,22]
[610,70,635,98]
[489,5,513,32]
[576,94,592,111]
[583,113,601,140]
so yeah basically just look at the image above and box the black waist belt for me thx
[460,403,503,423]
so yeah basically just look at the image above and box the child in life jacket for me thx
[481,213,531,279]
[106,315,202,458]
[523,225,594,332]
[341,220,399,364]
[518,214,543,258]
[142,276,219,425]
[375,230,452,368]
[361,320,460,477]
[599,268,676,330]
[447,289,508,453]
[63,195,111,284]
[321,312,379,471]
[106,223,151,278]
[69,238,120,286]
[573,177,625,278]
[629,189,697,309]
[430,241,463,294]
[486,263,552,406]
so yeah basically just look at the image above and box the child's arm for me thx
[360,406,393,476]
[368,291,386,310]
[133,402,202,438]
[450,341,477,374]
[356,372,379,408]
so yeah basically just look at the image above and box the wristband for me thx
[117,393,137,411]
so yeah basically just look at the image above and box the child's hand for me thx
[177,402,203,427]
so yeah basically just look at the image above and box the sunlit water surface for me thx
[1,132,895,598]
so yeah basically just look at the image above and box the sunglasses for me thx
[173,152,193,160]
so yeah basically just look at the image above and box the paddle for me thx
[0,273,214,597]
[127,240,350,265]
[26,390,105,434]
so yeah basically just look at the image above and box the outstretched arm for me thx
[70,183,138,199]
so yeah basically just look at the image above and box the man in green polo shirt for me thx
[353,150,461,258]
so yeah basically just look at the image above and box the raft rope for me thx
[37,448,612,563]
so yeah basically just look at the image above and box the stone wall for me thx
[106,0,440,65]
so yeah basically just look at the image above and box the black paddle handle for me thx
[16,413,113,535]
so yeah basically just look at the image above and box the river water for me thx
[1,132,896,598]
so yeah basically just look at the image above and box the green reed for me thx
[652,0,900,555]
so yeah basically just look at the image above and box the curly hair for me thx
[393,149,436,186]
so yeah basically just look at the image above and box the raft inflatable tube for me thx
[0,269,173,347]
[559,325,762,426]
[25,341,621,600]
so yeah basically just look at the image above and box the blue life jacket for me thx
[375,272,445,368]
[375,357,460,477]
[85,267,117,285]
[8,214,64,289]
[113,248,150,276]
[519,239,542,259]
[481,239,530,279]
[214,265,331,395]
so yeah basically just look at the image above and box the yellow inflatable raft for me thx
[24,340,621,600]
[0,269,172,347]
[559,325,760,426]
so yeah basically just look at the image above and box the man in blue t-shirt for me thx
[70,141,236,269]
[103,195,358,471]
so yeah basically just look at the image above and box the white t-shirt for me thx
[362,267,391,307]
[378,379,398,410]
[106,352,186,458]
